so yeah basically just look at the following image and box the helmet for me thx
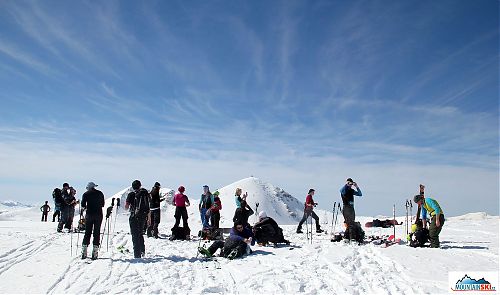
[132,180,141,190]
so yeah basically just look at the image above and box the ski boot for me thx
[81,244,88,259]
[91,245,99,260]
[316,228,324,233]
[227,248,239,260]
[296,227,303,234]
[198,247,212,258]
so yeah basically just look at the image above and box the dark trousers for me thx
[210,212,220,229]
[82,214,103,246]
[429,214,445,248]
[147,209,161,237]
[67,207,75,229]
[129,216,146,258]
[57,207,70,231]
[343,204,356,226]
[208,240,225,255]
[174,207,189,229]
[41,212,48,222]
[298,209,321,230]
[52,210,60,222]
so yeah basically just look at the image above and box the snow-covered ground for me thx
[0,178,497,294]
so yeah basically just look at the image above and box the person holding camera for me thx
[340,178,363,229]
[296,189,323,233]
[80,182,105,260]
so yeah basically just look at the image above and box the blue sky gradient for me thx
[0,0,498,216]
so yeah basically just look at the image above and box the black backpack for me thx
[410,228,429,247]
[344,222,365,243]
[130,189,150,218]
[52,188,64,205]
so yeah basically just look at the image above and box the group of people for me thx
[50,183,78,232]
[47,177,446,261]
[293,179,445,248]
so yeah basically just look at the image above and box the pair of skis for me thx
[330,202,342,236]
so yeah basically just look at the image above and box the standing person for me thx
[296,189,323,233]
[57,183,73,232]
[40,201,51,222]
[199,185,213,228]
[172,186,190,230]
[340,178,363,232]
[52,188,62,222]
[125,180,150,258]
[234,188,247,208]
[67,187,78,229]
[147,182,165,238]
[413,194,445,248]
[80,182,105,260]
[209,191,222,229]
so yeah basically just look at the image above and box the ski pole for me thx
[70,221,73,257]
[393,204,396,240]
[330,202,336,235]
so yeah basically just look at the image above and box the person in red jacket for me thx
[207,191,222,229]
[172,186,190,230]
[296,189,323,233]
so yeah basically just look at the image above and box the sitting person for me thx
[199,221,254,259]
[253,211,289,246]
[233,200,254,228]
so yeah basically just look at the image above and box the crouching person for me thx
[413,194,445,248]
[199,221,254,259]
[81,182,105,260]
[254,211,290,247]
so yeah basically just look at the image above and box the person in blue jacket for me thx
[414,194,445,248]
[199,221,254,259]
[199,185,214,228]
[340,178,363,239]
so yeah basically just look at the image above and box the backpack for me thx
[130,189,150,218]
[170,227,191,240]
[410,228,429,247]
[344,222,365,243]
[52,188,64,205]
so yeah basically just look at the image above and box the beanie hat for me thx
[178,186,185,193]
[132,180,141,190]
[154,182,161,188]
[259,211,267,219]
[413,194,424,203]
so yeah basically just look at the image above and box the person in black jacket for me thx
[58,183,77,232]
[147,182,164,238]
[233,200,254,228]
[253,211,289,246]
[40,201,51,222]
[125,180,150,258]
[80,182,105,260]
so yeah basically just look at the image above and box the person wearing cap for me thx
[199,185,214,228]
[296,189,323,233]
[172,186,191,230]
[147,182,165,238]
[80,182,105,259]
[208,191,222,229]
[340,178,363,232]
[254,211,289,246]
[413,194,444,248]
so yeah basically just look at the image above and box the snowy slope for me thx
[215,176,305,225]
[0,206,497,294]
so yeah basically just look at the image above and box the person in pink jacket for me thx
[172,186,190,230]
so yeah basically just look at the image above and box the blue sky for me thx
[0,0,498,216]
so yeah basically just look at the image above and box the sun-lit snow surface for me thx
[0,179,498,294]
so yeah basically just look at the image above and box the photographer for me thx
[340,178,363,232]
[296,189,323,233]
[80,182,105,260]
